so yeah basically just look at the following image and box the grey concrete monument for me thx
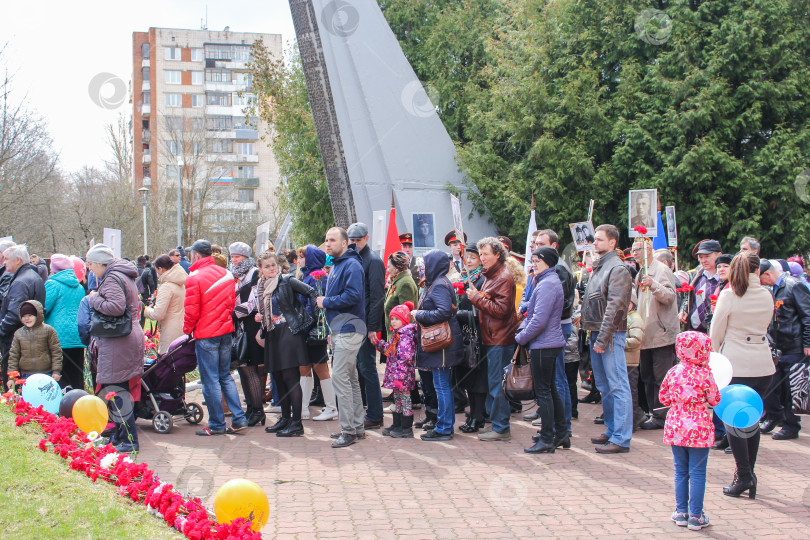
[289,0,496,251]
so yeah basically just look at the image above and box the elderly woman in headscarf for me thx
[44,254,86,390]
[84,244,144,453]
[229,241,265,427]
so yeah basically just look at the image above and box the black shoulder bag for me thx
[89,274,132,338]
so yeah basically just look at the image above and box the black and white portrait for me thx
[412,213,435,248]
[628,189,658,237]
[665,205,677,247]
[569,221,595,251]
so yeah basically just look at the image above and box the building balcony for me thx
[205,105,241,116]
[142,80,150,91]
[142,59,150,68]
[208,200,259,212]
[206,130,236,139]
[204,81,236,93]
[141,104,150,116]
[206,154,258,163]
[234,177,260,188]
[142,129,151,142]
[234,128,258,140]
[142,153,151,164]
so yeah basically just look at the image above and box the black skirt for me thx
[264,321,308,372]
[306,341,329,365]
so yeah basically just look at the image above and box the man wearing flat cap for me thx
[679,239,723,333]
[445,231,467,275]
[347,222,386,429]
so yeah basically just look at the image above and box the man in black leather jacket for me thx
[347,223,386,430]
[581,225,633,454]
[759,260,810,440]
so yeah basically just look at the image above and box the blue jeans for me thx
[672,446,710,517]
[589,331,633,447]
[432,367,454,434]
[485,344,516,434]
[196,335,246,430]
[555,323,573,432]
[357,338,383,422]
[270,373,280,405]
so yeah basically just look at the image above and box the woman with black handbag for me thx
[255,251,318,437]
[455,243,488,433]
[515,247,567,454]
[229,242,265,427]
[85,244,144,453]
[411,250,463,441]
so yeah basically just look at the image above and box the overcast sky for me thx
[0,0,295,173]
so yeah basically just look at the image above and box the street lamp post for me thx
[139,178,151,256]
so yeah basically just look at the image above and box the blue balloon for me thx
[20,374,62,414]
[714,384,763,429]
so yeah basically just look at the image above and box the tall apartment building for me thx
[131,27,282,248]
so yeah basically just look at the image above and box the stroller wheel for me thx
[153,411,173,434]
[185,403,204,425]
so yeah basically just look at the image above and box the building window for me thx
[142,119,149,130]
[142,91,151,105]
[164,47,181,60]
[210,166,231,179]
[234,72,252,86]
[207,139,233,153]
[205,69,232,82]
[191,94,204,108]
[191,117,204,130]
[165,93,182,107]
[206,92,232,106]
[193,142,204,156]
[164,116,183,131]
[141,43,150,58]
[142,166,150,178]
[234,92,255,107]
[165,70,182,85]
[237,142,254,155]
[142,66,150,81]
[191,71,203,85]
[191,48,203,61]
[166,140,179,155]
[237,166,254,178]
[238,189,254,202]
[204,44,231,60]
[206,116,233,130]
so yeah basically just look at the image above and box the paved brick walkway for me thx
[136,386,810,539]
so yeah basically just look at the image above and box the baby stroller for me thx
[135,335,204,433]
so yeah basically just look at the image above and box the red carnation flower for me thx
[634,225,648,235]
[586,267,593,273]
[577,262,586,268]
[710,293,719,301]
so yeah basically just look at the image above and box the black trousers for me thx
[640,344,676,420]
[273,367,302,421]
[727,375,772,481]
[60,348,86,391]
[565,360,579,414]
[419,369,438,414]
[530,347,565,444]
[763,355,802,434]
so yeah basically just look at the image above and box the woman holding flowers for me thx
[298,245,338,421]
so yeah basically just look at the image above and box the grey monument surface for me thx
[293,0,496,250]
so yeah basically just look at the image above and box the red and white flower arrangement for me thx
[4,397,262,539]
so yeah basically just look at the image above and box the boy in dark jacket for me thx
[8,300,62,380]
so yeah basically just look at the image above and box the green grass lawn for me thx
[0,405,183,539]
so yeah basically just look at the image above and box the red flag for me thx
[382,207,400,268]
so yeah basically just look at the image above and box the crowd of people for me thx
[1,223,807,532]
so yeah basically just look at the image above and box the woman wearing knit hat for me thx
[372,302,418,437]
[44,254,86,390]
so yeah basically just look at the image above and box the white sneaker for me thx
[265,405,281,413]
[312,407,338,421]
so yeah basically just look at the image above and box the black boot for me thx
[247,407,266,427]
[265,417,290,433]
[459,418,482,433]
[579,389,601,404]
[723,471,757,499]
[383,413,401,436]
[391,415,413,438]
[415,410,437,430]
[277,419,304,437]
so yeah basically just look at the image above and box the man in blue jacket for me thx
[316,227,366,448]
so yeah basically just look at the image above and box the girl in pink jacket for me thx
[659,331,721,531]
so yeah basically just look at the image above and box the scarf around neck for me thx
[231,258,256,280]
[258,275,280,331]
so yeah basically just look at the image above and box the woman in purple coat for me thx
[515,247,566,454]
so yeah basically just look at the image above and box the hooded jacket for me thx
[659,332,721,448]
[144,263,187,353]
[87,259,144,384]
[414,250,463,369]
[383,269,419,339]
[300,245,327,317]
[355,243,386,333]
[183,256,236,339]
[322,247,365,334]
[8,300,62,376]
[44,268,85,349]
[515,267,565,350]
[0,263,46,347]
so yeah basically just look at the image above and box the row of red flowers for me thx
[4,396,262,540]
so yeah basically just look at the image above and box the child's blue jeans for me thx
[672,445,710,517]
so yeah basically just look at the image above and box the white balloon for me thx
[709,352,733,390]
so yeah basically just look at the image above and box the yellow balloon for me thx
[214,479,269,531]
[72,395,108,434]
